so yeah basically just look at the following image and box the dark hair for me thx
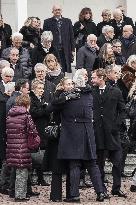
[92,68,107,81]
[112,39,122,45]
[79,7,92,21]
[15,79,28,91]
[15,94,30,108]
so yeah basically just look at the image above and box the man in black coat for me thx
[97,25,114,48]
[43,4,75,73]
[111,9,134,39]
[120,25,136,60]
[91,69,127,198]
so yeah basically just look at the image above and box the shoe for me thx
[85,181,93,188]
[27,191,40,197]
[15,197,30,202]
[0,188,9,195]
[38,180,50,186]
[130,185,136,192]
[111,190,127,198]
[103,192,110,199]
[121,172,129,178]
[9,192,15,198]
[63,197,80,203]
[96,193,104,202]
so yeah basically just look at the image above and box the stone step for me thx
[105,154,136,175]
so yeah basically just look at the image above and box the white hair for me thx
[0,60,10,70]
[73,69,87,87]
[113,8,122,16]
[1,67,14,78]
[87,34,97,41]
[34,63,47,72]
[12,32,23,41]
[123,25,133,32]
[41,31,53,43]
[102,25,114,34]
[127,55,136,67]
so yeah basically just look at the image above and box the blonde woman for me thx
[44,54,64,86]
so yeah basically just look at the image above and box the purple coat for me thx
[6,106,37,168]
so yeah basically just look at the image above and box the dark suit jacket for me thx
[92,84,126,150]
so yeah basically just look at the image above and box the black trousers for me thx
[97,149,122,192]
[58,49,68,73]
[67,159,103,198]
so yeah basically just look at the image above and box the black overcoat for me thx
[43,17,75,73]
[53,86,97,160]
[92,84,126,150]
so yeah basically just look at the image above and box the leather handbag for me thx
[45,123,60,140]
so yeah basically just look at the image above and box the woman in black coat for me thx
[31,31,60,68]
[73,7,97,51]
[20,17,41,48]
[44,53,64,86]
[29,79,53,186]
[51,70,105,202]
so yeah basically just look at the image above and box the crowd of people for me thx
[0,3,136,203]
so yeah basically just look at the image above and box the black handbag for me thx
[45,123,60,140]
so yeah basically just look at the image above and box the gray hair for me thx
[73,69,87,87]
[127,55,136,67]
[113,8,122,17]
[0,60,10,73]
[34,63,47,72]
[12,32,23,41]
[102,25,114,34]
[102,9,111,16]
[41,31,53,43]
[87,34,97,42]
[1,67,14,78]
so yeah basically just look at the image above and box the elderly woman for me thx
[44,54,64,86]
[31,31,59,67]
[0,67,14,188]
[31,63,55,185]
[73,7,97,51]
[51,69,105,202]
[97,9,112,36]
[32,63,55,98]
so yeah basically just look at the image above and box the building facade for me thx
[0,0,135,32]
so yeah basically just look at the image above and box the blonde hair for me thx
[31,79,44,91]
[44,54,60,69]
[127,55,136,68]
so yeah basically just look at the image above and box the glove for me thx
[66,92,80,100]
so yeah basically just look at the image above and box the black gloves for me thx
[66,92,80,100]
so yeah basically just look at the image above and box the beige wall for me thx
[0,0,131,32]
